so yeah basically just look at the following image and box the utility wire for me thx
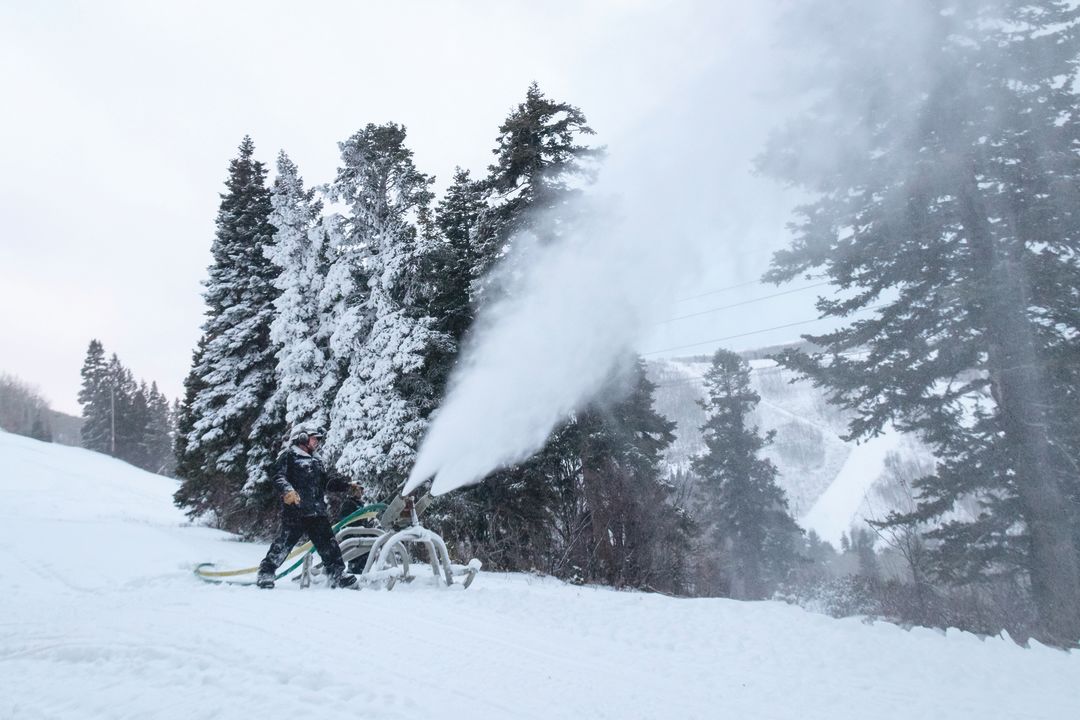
[642,305,885,357]
[642,317,830,356]
[656,281,832,325]
[671,274,828,304]
[672,278,763,303]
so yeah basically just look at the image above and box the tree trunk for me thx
[961,172,1080,644]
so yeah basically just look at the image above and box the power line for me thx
[642,304,885,357]
[642,317,830,357]
[671,274,828,304]
[656,281,832,325]
[672,278,763,303]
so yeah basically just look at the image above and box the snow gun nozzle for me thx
[402,468,434,495]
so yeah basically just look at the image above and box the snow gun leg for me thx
[300,554,312,588]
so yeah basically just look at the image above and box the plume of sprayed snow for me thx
[404,197,693,495]
[403,6,792,497]
[404,0,942,496]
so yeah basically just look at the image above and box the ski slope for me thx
[1,430,1076,720]
[650,357,927,544]
[801,426,905,546]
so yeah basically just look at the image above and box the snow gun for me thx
[194,494,481,590]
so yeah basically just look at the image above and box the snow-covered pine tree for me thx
[77,339,112,454]
[431,167,486,346]
[440,85,604,567]
[173,339,209,514]
[261,151,330,453]
[323,123,448,497]
[692,349,801,600]
[174,137,281,530]
[758,0,1080,643]
[471,82,602,301]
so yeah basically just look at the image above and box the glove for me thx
[347,483,364,499]
[283,489,301,506]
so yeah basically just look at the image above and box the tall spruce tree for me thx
[431,167,487,346]
[576,358,692,593]
[78,341,172,470]
[78,339,112,453]
[323,123,448,497]
[472,83,602,297]
[446,85,604,565]
[174,339,210,514]
[175,137,282,529]
[102,354,133,460]
[263,152,331,441]
[759,0,1080,642]
[692,349,801,600]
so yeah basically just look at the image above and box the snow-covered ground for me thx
[1,429,1076,720]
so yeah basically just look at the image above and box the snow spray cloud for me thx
[403,1,931,496]
[403,6,793,497]
[404,197,693,496]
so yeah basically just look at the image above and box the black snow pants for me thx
[259,512,346,578]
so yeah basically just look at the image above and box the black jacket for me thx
[271,445,349,517]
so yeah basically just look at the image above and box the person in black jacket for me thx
[256,427,362,589]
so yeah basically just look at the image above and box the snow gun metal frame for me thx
[302,493,482,590]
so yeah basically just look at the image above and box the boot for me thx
[329,571,357,589]
[256,569,275,589]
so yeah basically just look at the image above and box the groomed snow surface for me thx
[1,430,1076,720]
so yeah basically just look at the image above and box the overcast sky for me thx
[0,0,818,415]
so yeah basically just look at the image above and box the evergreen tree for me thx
[77,341,172,470]
[576,358,692,592]
[143,382,175,475]
[77,339,111,453]
[441,85,605,569]
[472,82,602,300]
[692,349,801,600]
[123,380,150,468]
[264,152,331,442]
[758,0,1080,642]
[323,123,448,497]
[105,354,139,465]
[175,137,282,529]
[174,339,211,515]
[431,167,486,346]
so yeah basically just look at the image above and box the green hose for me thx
[195,502,388,585]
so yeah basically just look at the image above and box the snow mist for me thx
[404,5,795,497]
[405,199,690,496]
